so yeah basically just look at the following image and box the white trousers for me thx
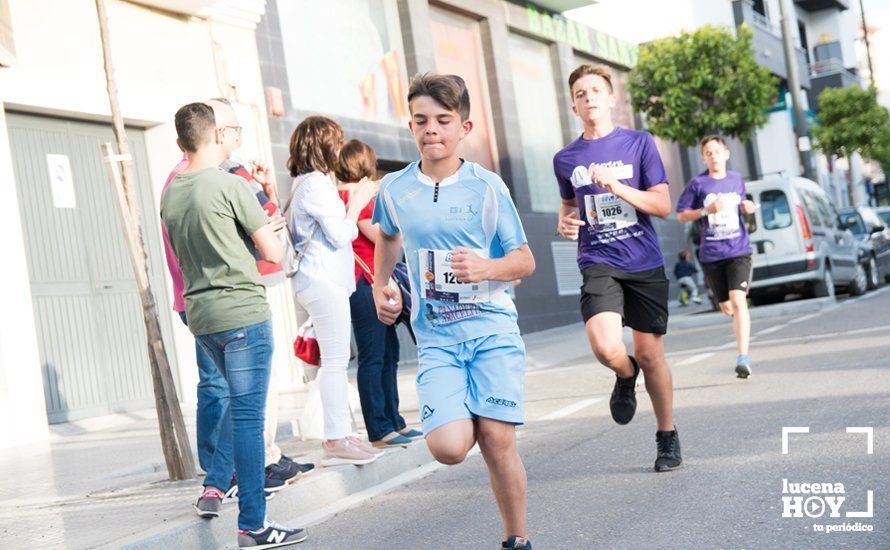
[295,279,353,440]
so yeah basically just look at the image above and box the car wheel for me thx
[812,266,835,299]
[866,256,880,290]
[848,262,867,296]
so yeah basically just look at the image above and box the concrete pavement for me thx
[0,290,880,549]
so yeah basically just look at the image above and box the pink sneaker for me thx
[347,435,386,456]
[321,438,379,466]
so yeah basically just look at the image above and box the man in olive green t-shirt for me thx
[161,102,307,547]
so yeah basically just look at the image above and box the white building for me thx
[0,0,303,448]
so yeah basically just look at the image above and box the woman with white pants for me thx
[285,115,380,465]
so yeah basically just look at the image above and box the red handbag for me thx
[293,320,320,366]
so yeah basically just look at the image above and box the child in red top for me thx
[336,140,421,447]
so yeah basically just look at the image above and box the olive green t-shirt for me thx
[160,167,270,335]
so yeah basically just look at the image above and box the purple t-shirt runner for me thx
[676,170,752,264]
[553,126,668,273]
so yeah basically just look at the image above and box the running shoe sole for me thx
[238,529,308,549]
[193,504,220,518]
[654,462,683,473]
[320,455,378,467]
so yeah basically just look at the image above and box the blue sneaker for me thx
[372,434,414,448]
[735,355,751,379]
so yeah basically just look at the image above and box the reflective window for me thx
[761,190,792,230]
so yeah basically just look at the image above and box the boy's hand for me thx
[706,197,724,214]
[251,161,278,203]
[589,164,625,197]
[740,199,756,215]
[558,210,586,240]
[374,285,401,325]
[450,247,490,283]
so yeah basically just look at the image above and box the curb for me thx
[115,442,435,550]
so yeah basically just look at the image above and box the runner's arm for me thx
[613,182,671,219]
[373,231,403,325]
[557,199,585,240]
[450,244,535,283]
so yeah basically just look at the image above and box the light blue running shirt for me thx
[372,161,528,348]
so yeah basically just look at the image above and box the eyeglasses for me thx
[220,125,242,134]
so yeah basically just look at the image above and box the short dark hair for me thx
[287,115,344,177]
[568,64,614,93]
[407,73,470,120]
[335,140,377,183]
[700,134,727,150]
[174,102,216,153]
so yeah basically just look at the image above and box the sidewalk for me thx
[0,295,830,549]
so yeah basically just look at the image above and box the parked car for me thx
[876,206,890,229]
[746,175,867,303]
[838,206,890,289]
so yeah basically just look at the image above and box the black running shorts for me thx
[702,253,753,303]
[580,264,669,335]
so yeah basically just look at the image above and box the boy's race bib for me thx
[585,193,638,232]
[419,249,491,304]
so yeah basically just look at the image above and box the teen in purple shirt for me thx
[676,135,757,379]
[553,64,681,473]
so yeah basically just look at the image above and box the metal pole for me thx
[778,0,816,180]
[859,0,876,89]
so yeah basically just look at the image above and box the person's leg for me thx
[179,312,230,477]
[585,312,634,378]
[197,321,272,531]
[632,331,674,432]
[297,282,355,442]
[425,419,476,464]
[263,373,282,467]
[729,289,750,355]
[417,343,475,462]
[382,324,407,433]
[349,280,394,441]
[477,418,526,540]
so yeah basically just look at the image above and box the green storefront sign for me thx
[525,4,638,68]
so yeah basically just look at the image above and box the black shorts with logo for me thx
[702,253,753,303]
[580,264,669,335]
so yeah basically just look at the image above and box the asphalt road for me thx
[294,288,890,549]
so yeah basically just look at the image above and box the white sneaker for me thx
[320,438,379,466]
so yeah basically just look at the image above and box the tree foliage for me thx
[812,85,890,164]
[629,25,777,147]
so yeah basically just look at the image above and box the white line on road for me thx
[537,398,603,421]
[676,352,715,366]
[755,323,788,336]
[788,313,819,324]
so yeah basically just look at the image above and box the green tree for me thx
[629,25,777,147]
[811,86,890,206]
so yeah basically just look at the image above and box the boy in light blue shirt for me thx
[373,73,536,550]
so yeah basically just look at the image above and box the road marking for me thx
[789,313,819,324]
[755,323,788,336]
[676,352,715,366]
[537,398,603,421]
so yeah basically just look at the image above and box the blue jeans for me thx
[350,278,406,441]
[195,319,273,531]
[178,313,233,483]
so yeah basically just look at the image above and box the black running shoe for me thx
[502,536,532,549]
[266,460,299,483]
[224,474,278,503]
[278,455,315,478]
[654,427,682,472]
[193,487,223,518]
[610,356,640,425]
[238,521,308,549]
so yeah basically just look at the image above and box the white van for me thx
[746,175,867,303]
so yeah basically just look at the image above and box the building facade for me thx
[0,0,310,447]
[256,0,689,338]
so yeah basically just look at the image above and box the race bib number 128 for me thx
[419,249,491,304]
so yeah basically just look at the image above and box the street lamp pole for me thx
[779,0,816,180]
